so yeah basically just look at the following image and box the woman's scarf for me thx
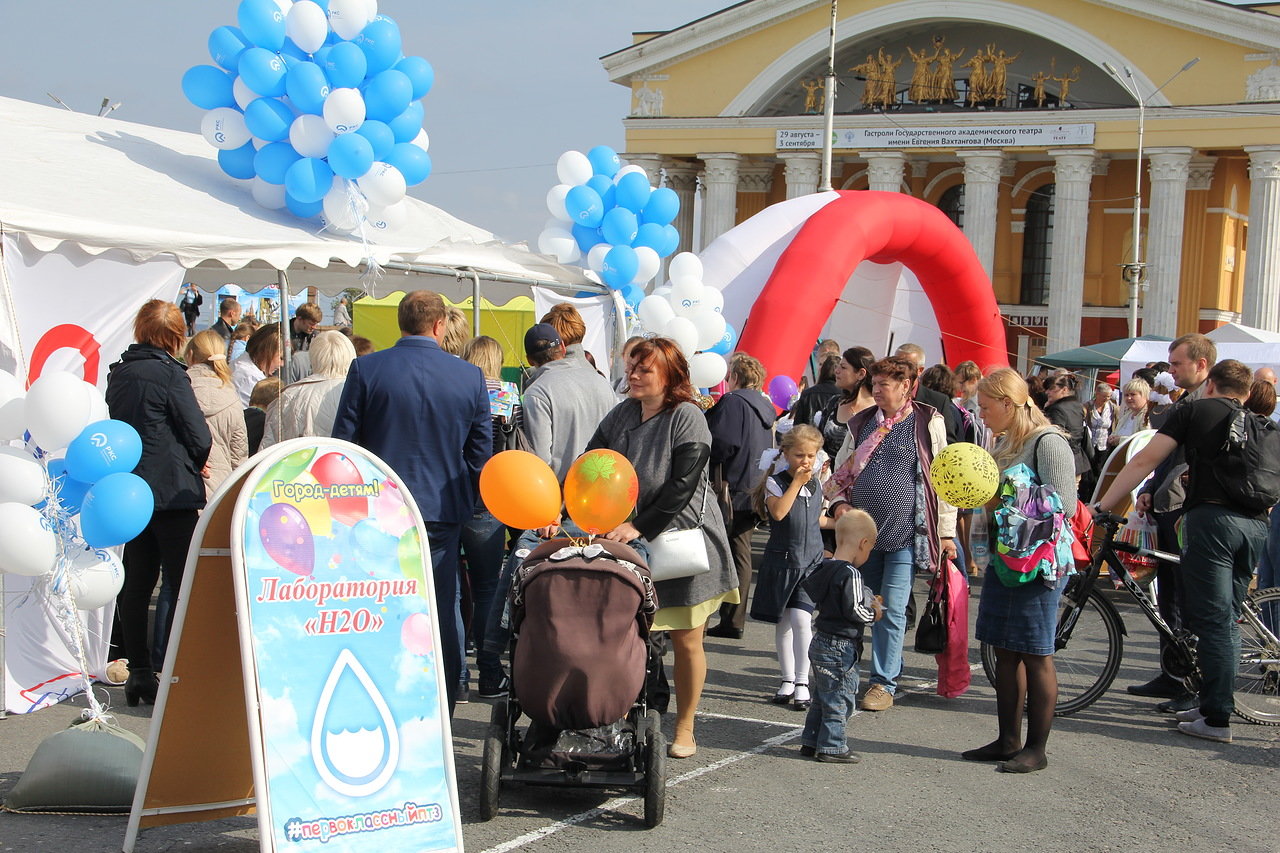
[823,398,913,501]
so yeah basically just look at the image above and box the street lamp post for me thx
[818,0,838,192]
[1103,58,1199,337]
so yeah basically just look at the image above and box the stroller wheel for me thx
[479,702,508,821]
[641,709,666,828]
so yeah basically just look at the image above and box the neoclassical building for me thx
[603,0,1280,363]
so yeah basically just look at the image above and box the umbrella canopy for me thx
[1036,334,1173,369]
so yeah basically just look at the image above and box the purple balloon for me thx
[260,503,314,576]
[768,375,800,411]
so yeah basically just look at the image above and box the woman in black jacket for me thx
[1041,373,1090,488]
[105,300,212,706]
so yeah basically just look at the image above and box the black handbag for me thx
[913,568,948,654]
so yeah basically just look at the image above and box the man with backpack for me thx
[1094,359,1279,744]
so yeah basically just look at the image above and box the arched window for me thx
[937,184,964,229]
[1019,184,1055,305]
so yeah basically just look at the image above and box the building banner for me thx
[777,123,1095,150]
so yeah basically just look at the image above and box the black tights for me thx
[965,648,1057,769]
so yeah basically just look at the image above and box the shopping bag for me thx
[1115,510,1158,582]
[935,559,971,698]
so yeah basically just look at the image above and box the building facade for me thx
[603,0,1280,364]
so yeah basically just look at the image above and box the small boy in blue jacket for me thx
[798,509,881,763]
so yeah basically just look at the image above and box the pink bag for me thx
[935,559,971,698]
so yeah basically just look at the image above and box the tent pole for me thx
[470,270,482,337]
[378,262,604,297]
[609,288,629,381]
[279,269,290,420]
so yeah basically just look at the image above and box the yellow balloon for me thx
[929,442,1000,509]
[276,471,333,535]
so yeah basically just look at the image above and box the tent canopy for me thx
[0,96,590,297]
[1036,335,1173,369]
[1205,322,1280,344]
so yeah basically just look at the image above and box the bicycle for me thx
[980,510,1280,724]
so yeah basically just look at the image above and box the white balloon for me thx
[366,200,408,233]
[668,251,704,283]
[362,0,379,26]
[200,107,252,151]
[545,184,573,223]
[252,177,288,209]
[537,226,579,264]
[322,88,365,135]
[663,317,699,358]
[411,128,429,152]
[652,284,672,299]
[86,385,108,425]
[233,76,256,111]
[586,244,610,273]
[0,370,22,427]
[286,0,329,53]
[691,309,727,351]
[272,0,295,15]
[322,179,363,231]
[689,351,728,389]
[0,397,24,441]
[669,276,704,317]
[68,546,125,611]
[637,294,675,332]
[0,447,45,506]
[327,0,367,40]
[700,286,724,314]
[0,503,56,577]
[614,164,649,183]
[632,246,661,285]
[26,372,97,452]
[358,162,407,207]
[290,113,334,158]
[556,150,593,186]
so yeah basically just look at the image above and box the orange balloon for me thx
[563,449,640,535]
[480,451,561,530]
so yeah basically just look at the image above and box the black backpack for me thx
[1211,402,1280,513]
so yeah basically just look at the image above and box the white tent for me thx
[1120,339,1280,385]
[1206,322,1280,344]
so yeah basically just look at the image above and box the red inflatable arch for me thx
[737,191,1008,381]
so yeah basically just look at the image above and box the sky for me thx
[0,1,728,245]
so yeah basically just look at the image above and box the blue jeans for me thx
[858,547,913,694]
[1255,504,1280,632]
[800,632,861,755]
[459,508,507,685]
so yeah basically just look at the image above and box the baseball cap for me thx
[524,323,562,357]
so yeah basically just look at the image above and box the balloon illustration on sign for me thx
[260,502,316,576]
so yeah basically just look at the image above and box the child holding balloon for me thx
[749,425,831,709]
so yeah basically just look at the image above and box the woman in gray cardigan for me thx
[590,338,738,760]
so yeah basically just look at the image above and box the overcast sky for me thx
[0,1,727,244]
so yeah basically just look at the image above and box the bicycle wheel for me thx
[1233,587,1280,726]
[980,585,1124,716]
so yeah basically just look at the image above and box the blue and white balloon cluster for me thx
[182,0,433,235]
[633,253,736,388]
[540,146,682,307]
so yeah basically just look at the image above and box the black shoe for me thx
[1157,692,1199,713]
[1127,674,1183,699]
[123,668,158,707]
[477,676,509,699]
[456,684,470,705]
[706,623,743,640]
[799,745,816,757]
[816,750,861,764]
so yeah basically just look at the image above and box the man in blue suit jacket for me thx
[332,290,492,715]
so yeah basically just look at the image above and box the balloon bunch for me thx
[632,252,736,389]
[182,0,433,235]
[0,370,155,611]
[479,449,639,538]
[539,146,682,305]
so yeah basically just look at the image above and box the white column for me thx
[779,152,821,198]
[958,150,1003,279]
[1046,148,1096,351]
[737,161,775,195]
[622,153,663,187]
[1144,147,1193,337]
[1244,146,1280,331]
[860,151,906,192]
[663,161,698,256]
[698,153,741,247]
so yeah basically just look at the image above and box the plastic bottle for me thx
[970,508,989,570]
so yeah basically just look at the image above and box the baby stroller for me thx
[478,537,666,827]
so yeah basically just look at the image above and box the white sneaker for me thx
[1177,718,1231,743]
[1174,707,1205,724]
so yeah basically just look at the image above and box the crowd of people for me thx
[103,289,1280,769]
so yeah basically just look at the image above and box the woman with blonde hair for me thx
[1108,377,1151,447]
[263,330,357,447]
[964,368,1075,773]
[184,330,248,497]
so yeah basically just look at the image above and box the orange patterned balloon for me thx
[563,449,640,535]
[479,450,562,529]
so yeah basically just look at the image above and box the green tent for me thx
[1036,334,1173,369]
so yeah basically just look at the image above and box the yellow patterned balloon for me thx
[929,442,1000,509]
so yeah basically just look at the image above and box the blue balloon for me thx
[284,157,334,203]
[363,69,412,122]
[707,321,737,355]
[565,185,604,228]
[285,60,330,114]
[587,145,621,178]
[323,42,367,89]
[65,420,143,484]
[208,26,252,72]
[355,16,402,76]
[80,472,154,548]
[239,47,289,97]
[355,120,395,160]
[312,44,332,68]
[182,65,236,110]
[585,175,616,210]
[641,186,680,225]
[615,171,652,213]
[601,207,639,247]
[244,97,295,142]
[280,38,309,63]
[601,245,639,289]
[327,132,375,179]
[396,56,434,99]
[633,222,666,252]
[218,141,259,179]
[237,0,286,51]
[572,223,603,253]
[285,192,323,218]
[46,459,90,516]
[659,223,681,257]
[385,142,431,185]
[620,283,645,310]
[386,100,424,144]
[254,141,302,184]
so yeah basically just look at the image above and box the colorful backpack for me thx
[991,450,1075,588]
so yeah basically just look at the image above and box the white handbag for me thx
[645,490,711,583]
